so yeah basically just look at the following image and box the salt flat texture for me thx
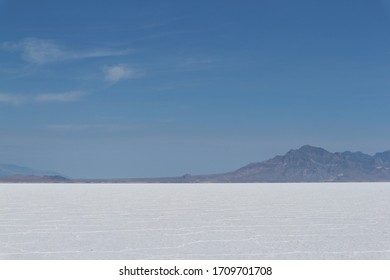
[0,183,389,260]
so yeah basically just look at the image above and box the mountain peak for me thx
[297,145,329,153]
[285,145,332,160]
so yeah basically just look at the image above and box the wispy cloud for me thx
[103,64,143,83]
[0,91,84,105]
[47,123,137,132]
[34,91,84,103]
[0,93,23,105]
[2,38,132,64]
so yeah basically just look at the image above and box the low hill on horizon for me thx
[0,163,68,183]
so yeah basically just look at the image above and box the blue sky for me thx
[1,0,390,178]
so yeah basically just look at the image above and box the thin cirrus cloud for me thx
[2,38,132,64]
[0,93,24,105]
[47,123,138,132]
[34,91,84,103]
[0,91,84,104]
[103,64,142,83]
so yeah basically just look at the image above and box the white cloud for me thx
[3,38,67,64]
[0,93,23,105]
[103,64,142,83]
[0,91,84,104]
[34,91,84,103]
[3,38,132,64]
[47,123,137,132]
[72,49,131,59]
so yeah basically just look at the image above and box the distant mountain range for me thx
[95,145,390,183]
[0,163,58,177]
[2,145,390,183]
[195,145,390,182]
[0,164,69,183]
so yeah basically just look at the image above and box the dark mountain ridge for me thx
[202,145,390,182]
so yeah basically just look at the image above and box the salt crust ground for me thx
[0,183,389,260]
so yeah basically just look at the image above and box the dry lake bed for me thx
[0,183,389,260]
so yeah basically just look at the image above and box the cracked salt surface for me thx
[0,183,389,259]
